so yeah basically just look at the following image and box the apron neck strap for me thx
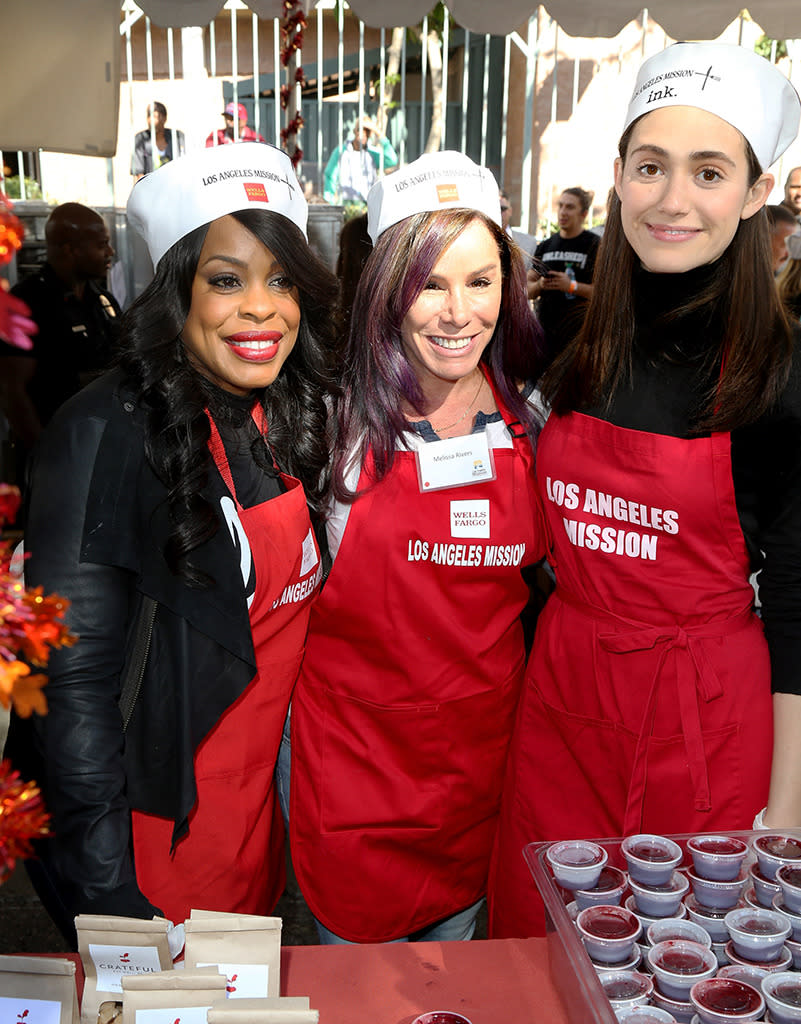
[481,365,531,443]
[206,402,273,507]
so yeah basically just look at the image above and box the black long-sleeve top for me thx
[582,265,801,696]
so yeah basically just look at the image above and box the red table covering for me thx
[281,938,568,1023]
[32,939,569,1024]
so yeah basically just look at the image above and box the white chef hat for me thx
[127,142,308,267]
[623,42,800,170]
[367,151,501,244]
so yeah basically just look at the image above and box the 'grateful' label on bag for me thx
[89,945,162,993]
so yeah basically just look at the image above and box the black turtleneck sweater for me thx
[205,385,285,508]
[584,265,801,696]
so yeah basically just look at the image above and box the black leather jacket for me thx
[9,369,257,931]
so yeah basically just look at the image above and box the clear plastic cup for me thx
[776,864,801,915]
[724,906,791,962]
[761,971,801,1024]
[687,868,748,911]
[689,976,764,1023]
[647,940,717,1002]
[686,836,748,882]
[629,871,689,918]
[647,918,712,950]
[577,904,641,964]
[600,969,653,1010]
[622,835,683,886]
[752,834,801,881]
[575,865,628,911]
[546,839,608,891]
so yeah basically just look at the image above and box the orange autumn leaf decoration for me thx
[0,204,62,881]
[18,588,76,665]
[0,760,50,883]
[0,661,49,718]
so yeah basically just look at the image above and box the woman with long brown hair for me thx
[489,41,801,937]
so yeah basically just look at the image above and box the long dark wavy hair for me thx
[332,209,544,502]
[542,119,793,432]
[119,209,338,585]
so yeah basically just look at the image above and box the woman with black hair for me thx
[490,41,801,937]
[14,142,337,940]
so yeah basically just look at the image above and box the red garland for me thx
[279,0,307,168]
[0,192,37,351]
[0,195,64,886]
[0,760,50,883]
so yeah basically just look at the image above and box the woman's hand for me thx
[763,691,801,828]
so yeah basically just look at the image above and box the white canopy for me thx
[138,0,798,40]
[1,0,797,159]
[2,0,121,158]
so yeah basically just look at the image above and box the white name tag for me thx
[415,432,496,492]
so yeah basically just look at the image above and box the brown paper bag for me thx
[0,954,80,1024]
[75,915,173,1024]
[121,969,227,1024]
[208,996,309,1014]
[184,915,282,999]
[207,1000,319,1024]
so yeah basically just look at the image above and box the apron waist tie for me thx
[553,590,754,833]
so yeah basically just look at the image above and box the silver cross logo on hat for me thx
[694,65,721,90]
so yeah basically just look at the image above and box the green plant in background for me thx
[754,36,788,62]
[3,177,43,201]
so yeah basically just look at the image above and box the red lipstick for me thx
[226,330,283,362]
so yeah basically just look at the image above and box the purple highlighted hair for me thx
[332,208,545,501]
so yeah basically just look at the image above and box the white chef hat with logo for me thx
[623,42,800,169]
[127,142,308,266]
[367,151,501,244]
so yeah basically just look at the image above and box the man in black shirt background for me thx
[0,203,120,492]
[528,186,599,362]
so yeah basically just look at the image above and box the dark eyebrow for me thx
[630,143,736,169]
[200,253,247,269]
[200,254,285,273]
[429,263,498,279]
[689,150,737,168]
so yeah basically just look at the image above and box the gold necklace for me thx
[429,373,484,434]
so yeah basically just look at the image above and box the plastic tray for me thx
[525,828,801,1024]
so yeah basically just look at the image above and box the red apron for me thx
[132,406,320,924]
[489,411,773,937]
[290,386,544,942]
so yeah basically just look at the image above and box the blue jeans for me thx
[314,898,484,944]
[276,704,292,829]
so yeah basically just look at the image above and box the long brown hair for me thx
[542,119,793,433]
